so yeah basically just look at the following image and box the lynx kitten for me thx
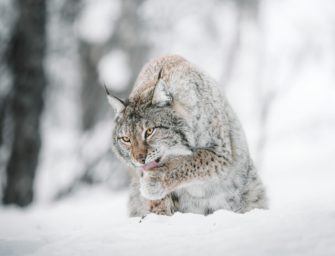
[106,55,267,216]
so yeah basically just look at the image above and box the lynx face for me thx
[106,76,195,171]
[111,102,193,170]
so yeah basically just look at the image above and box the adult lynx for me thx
[106,55,267,216]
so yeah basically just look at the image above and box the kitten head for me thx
[105,78,194,172]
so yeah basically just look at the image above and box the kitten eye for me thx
[145,127,155,138]
[120,136,131,143]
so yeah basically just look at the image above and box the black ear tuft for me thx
[104,85,126,114]
[152,67,172,107]
[152,79,172,107]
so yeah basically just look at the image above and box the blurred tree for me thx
[220,0,260,88]
[80,0,150,131]
[49,0,151,197]
[109,0,150,97]
[0,0,16,195]
[2,0,47,206]
[75,0,149,187]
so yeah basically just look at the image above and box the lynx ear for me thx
[152,79,172,107]
[104,85,125,114]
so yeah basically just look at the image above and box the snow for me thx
[0,197,334,256]
[1,154,335,256]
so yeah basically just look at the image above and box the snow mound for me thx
[1,183,335,256]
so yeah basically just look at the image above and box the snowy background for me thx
[1,0,335,255]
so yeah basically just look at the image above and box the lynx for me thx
[106,55,267,216]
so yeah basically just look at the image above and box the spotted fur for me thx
[107,55,268,216]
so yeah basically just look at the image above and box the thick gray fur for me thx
[107,55,268,216]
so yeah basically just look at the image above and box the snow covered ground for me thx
[1,149,335,256]
[1,188,334,256]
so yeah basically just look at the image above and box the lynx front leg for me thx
[140,168,168,200]
[140,149,231,200]
[129,176,178,216]
[164,149,231,190]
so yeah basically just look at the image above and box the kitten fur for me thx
[106,55,267,216]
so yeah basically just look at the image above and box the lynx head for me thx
[105,74,194,172]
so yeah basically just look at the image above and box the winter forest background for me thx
[1,0,335,255]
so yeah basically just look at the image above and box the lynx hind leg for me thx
[242,163,268,212]
[149,194,178,216]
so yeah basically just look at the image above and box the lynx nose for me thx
[133,153,146,165]
[131,141,147,165]
[138,155,146,164]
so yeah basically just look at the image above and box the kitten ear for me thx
[104,85,125,114]
[152,79,172,107]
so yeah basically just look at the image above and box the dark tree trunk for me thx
[0,97,7,147]
[3,0,47,206]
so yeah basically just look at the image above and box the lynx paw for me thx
[149,198,175,216]
[140,170,168,200]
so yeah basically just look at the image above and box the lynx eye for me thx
[145,127,155,138]
[120,136,131,144]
